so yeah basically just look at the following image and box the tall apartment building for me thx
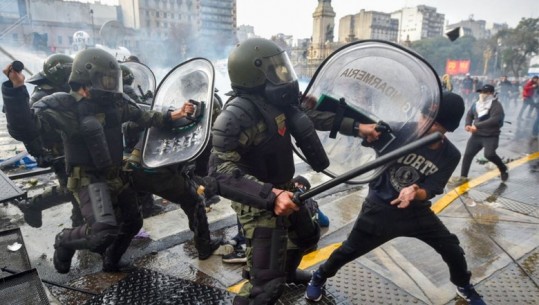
[338,9,398,43]
[446,18,508,40]
[118,0,236,60]
[391,5,444,43]
[0,0,117,54]
[0,0,236,64]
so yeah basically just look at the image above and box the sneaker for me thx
[305,269,326,302]
[198,237,223,260]
[222,249,247,264]
[213,243,235,256]
[500,170,509,182]
[317,209,330,228]
[456,284,486,305]
[449,176,469,185]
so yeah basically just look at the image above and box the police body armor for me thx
[228,95,295,185]
[34,93,124,172]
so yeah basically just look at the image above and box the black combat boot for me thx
[285,249,311,284]
[53,230,76,274]
[102,233,135,272]
[196,237,223,260]
[16,185,73,228]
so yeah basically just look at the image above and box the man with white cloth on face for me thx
[455,84,508,183]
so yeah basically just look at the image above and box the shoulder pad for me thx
[212,97,260,151]
[223,97,260,128]
[32,92,75,113]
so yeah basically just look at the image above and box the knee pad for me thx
[87,225,118,253]
[248,227,288,303]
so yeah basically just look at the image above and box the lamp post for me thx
[90,9,96,46]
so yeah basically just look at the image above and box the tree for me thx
[494,18,539,77]
[411,35,479,75]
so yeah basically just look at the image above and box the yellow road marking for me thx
[431,152,539,213]
[227,152,539,293]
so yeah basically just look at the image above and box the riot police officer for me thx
[10,53,83,228]
[208,38,332,305]
[120,63,142,104]
[2,48,193,273]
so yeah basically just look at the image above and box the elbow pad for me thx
[287,107,329,172]
[208,173,276,211]
[3,87,40,143]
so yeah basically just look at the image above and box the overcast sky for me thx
[236,0,539,39]
[76,0,538,39]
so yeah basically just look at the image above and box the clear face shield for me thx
[88,70,123,102]
[257,51,298,85]
[257,51,299,106]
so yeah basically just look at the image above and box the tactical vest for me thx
[35,93,124,171]
[230,96,295,185]
[30,88,64,154]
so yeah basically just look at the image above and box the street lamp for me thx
[90,9,96,46]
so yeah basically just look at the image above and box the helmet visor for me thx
[91,70,122,93]
[259,52,297,85]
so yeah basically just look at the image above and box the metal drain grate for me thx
[0,169,26,204]
[466,189,539,217]
[471,261,539,305]
[0,227,32,278]
[84,268,235,305]
[0,269,50,305]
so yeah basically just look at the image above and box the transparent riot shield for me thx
[301,40,441,183]
[122,61,156,105]
[142,58,215,168]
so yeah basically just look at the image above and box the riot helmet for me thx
[27,54,73,90]
[120,64,135,85]
[227,38,299,106]
[69,48,122,97]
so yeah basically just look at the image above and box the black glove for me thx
[200,176,219,199]
[361,121,391,147]
[36,154,55,168]
[361,121,395,153]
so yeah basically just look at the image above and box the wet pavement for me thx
[0,107,539,304]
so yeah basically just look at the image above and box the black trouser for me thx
[460,134,506,177]
[60,178,142,256]
[318,200,472,288]
[129,168,211,243]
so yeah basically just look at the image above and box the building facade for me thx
[0,0,237,65]
[446,18,508,40]
[338,9,398,43]
[0,0,117,54]
[391,5,444,43]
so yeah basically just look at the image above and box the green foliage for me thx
[494,18,539,77]
[407,18,539,77]
[411,36,479,75]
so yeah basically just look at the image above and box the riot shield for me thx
[142,58,215,168]
[301,40,441,183]
[122,61,156,105]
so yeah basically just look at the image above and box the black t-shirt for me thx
[367,130,460,208]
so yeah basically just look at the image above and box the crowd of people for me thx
[7,37,539,305]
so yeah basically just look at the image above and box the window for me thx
[58,35,63,44]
